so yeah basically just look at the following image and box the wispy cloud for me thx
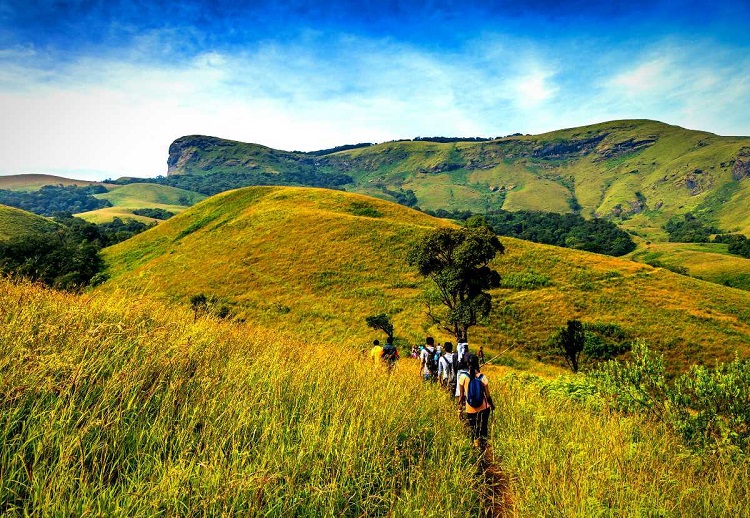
[0,31,749,179]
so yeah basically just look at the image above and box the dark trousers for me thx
[466,408,490,441]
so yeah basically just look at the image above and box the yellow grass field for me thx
[101,186,750,371]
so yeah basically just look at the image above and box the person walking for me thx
[369,340,383,364]
[419,337,438,382]
[381,336,399,370]
[458,353,494,449]
[438,342,456,390]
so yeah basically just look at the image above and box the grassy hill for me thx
[0,204,57,240]
[102,186,750,371]
[629,241,750,290]
[3,277,749,515]
[0,174,105,191]
[76,183,206,223]
[167,120,750,239]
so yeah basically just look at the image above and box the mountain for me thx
[101,186,750,370]
[0,204,57,241]
[166,120,750,240]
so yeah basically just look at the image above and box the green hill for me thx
[0,204,57,240]
[0,174,105,191]
[167,120,750,239]
[76,183,206,223]
[101,186,750,371]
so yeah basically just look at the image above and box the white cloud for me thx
[0,35,749,180]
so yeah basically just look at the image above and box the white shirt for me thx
[420,346,436,375]
[438,353,454,380]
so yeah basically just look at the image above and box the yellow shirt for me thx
[370,345,383,363]
[459,373,489,413]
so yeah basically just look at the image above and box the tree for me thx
[365,313,394,339]
[407,226,504,342]
[554,319,586,373]
[190,294,208,322]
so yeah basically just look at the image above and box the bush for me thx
[591,343,750,453]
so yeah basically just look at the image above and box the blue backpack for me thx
[467,374,485,408]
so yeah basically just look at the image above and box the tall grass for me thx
[0,279,480,516]
[488,371,750,516]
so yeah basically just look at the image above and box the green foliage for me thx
[0,184,111,216]
[0,224,103,290]
[349,201,382,218]
[552,320,586,373]
[665,213,720,243]
[131,207,175,220]
[365,313,394,338]
[592,343,750,453]
[715,233,750,258]
[499,270,551,290]
[432,208,636,256]
[408,226,503,341]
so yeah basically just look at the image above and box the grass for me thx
[2,277,749,515]
[0,278,481,516]
[0,174,106,191]
[487,369,750,516]
[0,204,57,241]
[629,241,750,290]
[75,184,206,223]
[101,186,750,372]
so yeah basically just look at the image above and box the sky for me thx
[1,0,749,180]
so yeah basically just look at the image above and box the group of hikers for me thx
[370,336,494,449]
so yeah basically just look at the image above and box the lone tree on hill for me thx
[365,313,394,339]
[554,319,586,373]
[408,226,504,342]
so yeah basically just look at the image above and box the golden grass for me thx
[101,186,750,372]
[0,174,106,191]
[0,278,480,516]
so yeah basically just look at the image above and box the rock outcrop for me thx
[732,147,750,181]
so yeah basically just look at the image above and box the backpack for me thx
[425,347,438,375]
[467,374,485,408]
[446,352,458,384]
[382,344,398,364]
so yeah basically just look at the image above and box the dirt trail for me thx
[477,446,513,517]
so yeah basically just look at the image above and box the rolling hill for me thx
[0,204,57,240]
[76,183,206,223]
[0,174,105,191]
[101,186,750,370]
[166,120,750,239]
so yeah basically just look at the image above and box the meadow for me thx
[101,186,750,371]
[2,278,749,516]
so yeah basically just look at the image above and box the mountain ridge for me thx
[165,119,750,240]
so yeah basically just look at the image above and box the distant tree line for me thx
[714,234,750,258]
[0,214,154,291]
[0,185,111,216]
[426,208,636,257]
[306,143,374,156]
[664,214,720,243]
[132,208,174,220]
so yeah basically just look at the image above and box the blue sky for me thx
[1,0,749,179]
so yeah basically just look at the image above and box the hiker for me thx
[381,336,399,369]
[369,340,383,364]
[438,342,457,391]
[457,342,469,365]
[478,345,485,365]
[419,337,438,381]
[410,345,419,358]
[458,353,494,449]
[454,357,469,400]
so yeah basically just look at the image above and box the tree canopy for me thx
[408,226,504,342]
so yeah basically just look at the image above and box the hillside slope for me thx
[167,120,750,238]
[102,186,750,369]
[0,174,103,191]
[76,183,206,223]
[0,204,57,240]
